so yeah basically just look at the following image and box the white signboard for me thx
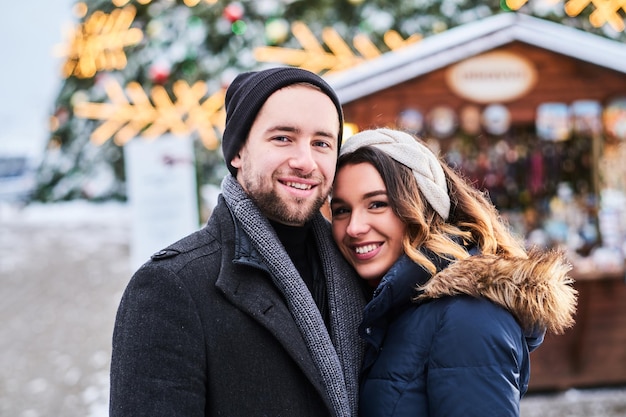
[446,51,537,103]
[124,135,200,271]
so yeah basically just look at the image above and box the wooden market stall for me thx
[327,12,626,391]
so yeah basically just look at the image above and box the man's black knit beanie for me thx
[221,67,344,176]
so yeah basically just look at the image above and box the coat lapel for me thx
[215,268,330,407]
[219,176,353,417]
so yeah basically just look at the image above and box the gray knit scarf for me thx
[221,174,363,417]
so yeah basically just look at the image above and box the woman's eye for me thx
[370,201,389,209]
[331,207,349,216]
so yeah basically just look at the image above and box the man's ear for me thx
[230,152,242,169]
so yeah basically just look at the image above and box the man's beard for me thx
[248,186,327,226]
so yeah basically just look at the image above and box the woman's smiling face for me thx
[331,162,407,287]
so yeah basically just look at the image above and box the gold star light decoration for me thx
[254,21,421,74]
[74,79,225,150]
[565,0,626,30]
[506,0,626,31]
[58,5,143,79]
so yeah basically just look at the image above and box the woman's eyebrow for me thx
[330,190,387,206]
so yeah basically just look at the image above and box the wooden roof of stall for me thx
[326,12,626,105]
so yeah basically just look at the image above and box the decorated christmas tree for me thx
[33,0,625,202]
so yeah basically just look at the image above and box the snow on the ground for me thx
[1,200,131,417]
[0,200,130,227]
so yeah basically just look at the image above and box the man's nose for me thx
[288,143,316,173]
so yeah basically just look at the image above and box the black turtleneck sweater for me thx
[269,219,329,328]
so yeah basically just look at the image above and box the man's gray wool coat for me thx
[110,175,366,417]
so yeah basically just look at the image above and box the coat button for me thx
[151,249,179,260]
[365,327,372,335]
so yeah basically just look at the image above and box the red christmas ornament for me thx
[149,64,171,84]
[223,2,244,23]
[55,107,70,126]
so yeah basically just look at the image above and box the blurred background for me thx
[1,0,626,416]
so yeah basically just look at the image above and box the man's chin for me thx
[283,207,319,225]
[253,190,326,225]
[280,199,325,225]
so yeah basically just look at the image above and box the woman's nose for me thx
[346,211,369,237]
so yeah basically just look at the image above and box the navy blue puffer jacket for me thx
[359,250,576,417]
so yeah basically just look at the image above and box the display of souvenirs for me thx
[570,100,603,136]
[481,104,511,135]
[599,141,626,191]
[536,102,570,141]
[406,97,624,264]
[396,108,424,134]
[459,105,482,135]
[426,106,458,138]
[441,132,594,236]
[598,189,626,250]
[398,99,610,141]
[603,97,626,141]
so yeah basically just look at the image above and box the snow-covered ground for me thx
[1,201,625,417]
[0,201,130,417]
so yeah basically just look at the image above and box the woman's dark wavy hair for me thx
[335,143,526,274]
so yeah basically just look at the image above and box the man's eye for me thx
[273,136,290,142]
[313,140,331,148]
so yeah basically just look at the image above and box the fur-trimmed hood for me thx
[419,249,578,335]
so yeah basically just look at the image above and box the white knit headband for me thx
[340,128,451,220]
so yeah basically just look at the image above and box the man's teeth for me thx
[355,244,378,254]
[286,182,312,190]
